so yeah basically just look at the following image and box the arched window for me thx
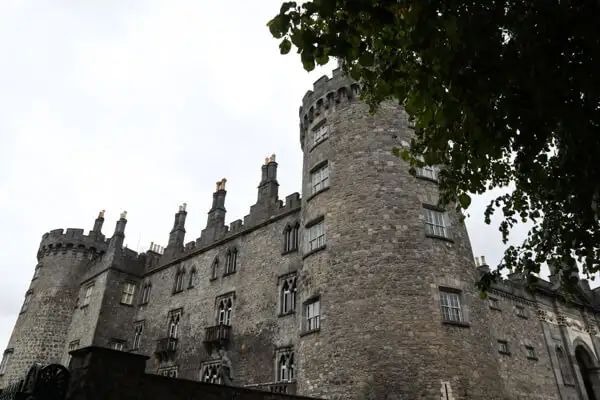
[173,267,185,293]
[218,297,233,325]
[283,223,300,253]
[281,276,297,314]
[225,248,238,275]
[141,282,152,304]
[168,313,180,339]
[277,350,295,382]
[556,345,574,385]
[211,258,219,280]
[202,363,221,383]
[188,268,196,289]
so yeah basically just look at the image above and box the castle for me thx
[2,67,600,400]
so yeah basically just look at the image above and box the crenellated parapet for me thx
[298,67,360,148]
[37,228,108,261]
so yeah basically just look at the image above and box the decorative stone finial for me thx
[182,203,187,212]
[264,157,269,165]
[475,257,480,267]
[98,210,105,218]
[481,255,487,265]
[120,211,127,219]
[270,154,276,163]
[216,178,227,191]
[178,205,183,212]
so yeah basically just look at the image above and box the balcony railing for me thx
[155,337,178,359]
[245,381,297,395]
[203,324,231,345]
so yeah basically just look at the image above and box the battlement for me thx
[38,228,108,260]
[298,67,360,148]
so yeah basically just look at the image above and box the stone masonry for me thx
[2,67,600,400]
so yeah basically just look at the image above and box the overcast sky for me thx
[0,1,577,352]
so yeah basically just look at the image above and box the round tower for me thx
[296,69,504,399]
[0,212,108,385]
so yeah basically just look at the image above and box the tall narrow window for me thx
[305,298,320,331]
[67,340,80,365]
[557,345,574,385]
[310,163,330,194]
[217,296,233,325]
[140,283,152,305]
[132,321,144,350]
[168,311,182,339]
[82,285,93,307]
[225,248,238,275]
[21,291,33,313]
[280,275,297,315]
[277,349,295,382]
[424,208,450,239]
[313,124,329,145]
[211,258,219,280]
[188,268,196,289]
[283,223,300,253]
[305,220,326,252]
[0,349,14,375]
[439,290,463,323]
[201,362,221,383]
[121,283,136,305]
[173,268,185,293]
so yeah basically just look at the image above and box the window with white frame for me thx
[415,155,440,181]
[82,285,93,307]
[132,321,144,350]
[439,290,463,323]
[201,362,221,383]
[280,274,297,315]
[0,349,13,375]
[310,163,330,195]
[277,348,295,382]
[305,220,326,252]
[110,340,125,351]
[313,124,329,145]
[424,208,450,239]
[168,309,182,339]
[489,297,500,310]
[121,283,136,305]
[159,366,178,378]
[305,298,320,331]
[140,283,151,304]
[21,290,33,313]
[217,295,234,325]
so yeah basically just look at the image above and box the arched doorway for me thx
[575,345,599,400]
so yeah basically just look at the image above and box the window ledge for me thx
[281,248,298,256]
[426,233,454,243]
[139,302,149,306]
[209,277,218,282]
[527,356,538,361]
[442,320,470,328]
[300,328,321,337]
[499,351,511,356]
[119,302,134,307]
[223,271,237,278]
[187,285,195,290]
[416,175,439,184]
[517,314,529,319]
[278,311,296,318]
[80,304,89,310]
[172,289,184,295]
[302,245,327,260]
[306,186,330,203]
[490,306,502,311]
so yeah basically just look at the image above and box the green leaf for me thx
[458,193,472,209]
[279,39,292,55]
[392,147,401,157]
[359,52,374,67]
[280,1,297,14]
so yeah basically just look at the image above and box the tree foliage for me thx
[268,0,600,292]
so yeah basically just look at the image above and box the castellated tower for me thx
[296,68,504,399]
[0,212,108,385]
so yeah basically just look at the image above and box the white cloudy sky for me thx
[0,1,571,351]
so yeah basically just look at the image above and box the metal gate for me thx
[0,363,70,400]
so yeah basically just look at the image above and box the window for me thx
[168,310,182,339]
[280,275,297,315]
[0,349,13,375]
[313,124,329,145]
[211,258,219,280]
[225,248,238,275]
[67,340,79,365]
[498,340,510,355]
[439,290,463,323]
[140,283,152,305]
[305,220,326,252]
[110,340,125,351]
[424,208,450,239]
[277,349,295,382]
[121,283,136,305]
[416,165,439,181]
[516,305,527,318]
[525,346,536,359]
[32,264,41,280]
[489,297,500,310]
[217,296,233,325]
[283,223,300,253]
[173,267,185,293]
[82,285,93,307]
[21,290,33,313]
[159,366,178,378]
[305,298,320,331]
[310,163,330,195]
[557,345,574,385]
[188,268,196,288]
[132,321,144,350]
[201,362,221,383]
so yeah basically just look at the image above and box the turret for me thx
[198,179,228,245]
[163,204,188,259]
[0,211,109,386]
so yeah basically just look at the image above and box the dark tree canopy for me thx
[268,0,600,293]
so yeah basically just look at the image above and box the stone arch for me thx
[573,338,600,400]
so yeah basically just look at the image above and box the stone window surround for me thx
[423,204,453,242]
[303,216,326,259]
[515,304,528,319]
[525,345,537,360]
[498,339,510,355]
[120,282,136,306]
[278,272,298,317]
[300,295,321,336]
[168,308,183,339]
[437,286,470,328]
[172,266,186,294]
[140,282,152,305]
[224,247,238,276]
[310,119,329,150]
[21,290,33,314]
[415,155,440,183]
[275,346,295,383]
[188,267,197,289]
[81,283,94,308]
[489,296,501,311]
[215,291,235,326]
[308,160,330,199]
[132,320,145,350]
[282,222,300,254]
[210,257,219,282]
[0,348,14,376]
